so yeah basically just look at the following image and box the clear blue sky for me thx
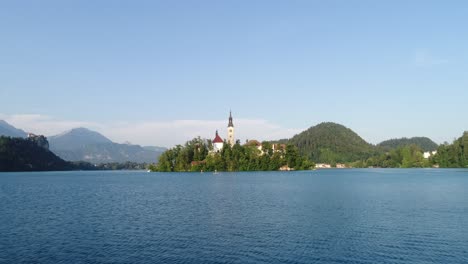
[1,1,467,145]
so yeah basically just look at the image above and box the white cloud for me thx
[0,113,303,147]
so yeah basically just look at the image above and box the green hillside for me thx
[0,136,73,172]
[432,131,468,168]
[287,122,377,163]
[378,137,438,152]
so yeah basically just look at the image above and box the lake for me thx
[1,169,467,264]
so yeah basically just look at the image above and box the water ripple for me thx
[1,169,468,263]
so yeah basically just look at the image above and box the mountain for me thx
[377,137,438,152]
[49,128,166,164]
[49,127,112,150]
[286,122,377,163]
[143,146,168,152]
[0,120,27,138]
[0,136,73,171]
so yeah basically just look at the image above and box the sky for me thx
[1,1,467,147]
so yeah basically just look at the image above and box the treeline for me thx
[272,122,468,168]
[431,132,468,167]
[96,162,150,170]
[151,137,315,172]
[350,132,468,168]
[0,136,73,171]
[273,122,449,167]
[0,136,153,172]
[286,122,378,163]
[352,144,430,168]
[151,131,468,171]
[70,161,151,170]
[377,137,438,152]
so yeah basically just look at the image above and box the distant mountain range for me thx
[143,146,168,152]
[0,120,27,138]
[0,121,166,164]
[49,128,166,164]
[49,127,113,150]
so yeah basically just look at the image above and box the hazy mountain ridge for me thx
[51,142,165,164]
[48,128,166,164]
[49,127,112,150]
[0,120,27,138]
[143,146,168,152]
[0,121,165,164]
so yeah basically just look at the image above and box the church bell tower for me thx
[227,111,235,146]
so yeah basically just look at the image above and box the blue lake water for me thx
[1,169,468,264]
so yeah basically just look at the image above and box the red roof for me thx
[213,131,223,143]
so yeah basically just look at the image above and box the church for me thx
[212,111,235,152]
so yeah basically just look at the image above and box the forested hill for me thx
[0,136,74,172]
[287,122,377,163]
[432,131,468,168]
[378,137,438,152]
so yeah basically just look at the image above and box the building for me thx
[245,139,263,154]
[27,133,49,150]
[213,130,224,152]
[272,143,286,152]
[315,163,332,169]
[243,141,286,156]
[227,111,235,146]
[211,111,235,153]
[423,151,437,159]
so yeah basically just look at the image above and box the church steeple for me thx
[227,111,235,146]
[228,110,234,127]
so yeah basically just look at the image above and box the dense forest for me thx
[152,126,468,171]
[0,136,74,171]
[285,122,378,164]
[377,137,438,152]
[273,122,468,168]
[0,136,152,172]
[352,144,430,168]
[151,137,314,172]
[431,132,468,168]
[350,132,468,168]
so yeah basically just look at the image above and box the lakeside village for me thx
[151,112,315,172]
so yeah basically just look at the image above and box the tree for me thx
[152,137,314,172]
[432,132,468,168]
